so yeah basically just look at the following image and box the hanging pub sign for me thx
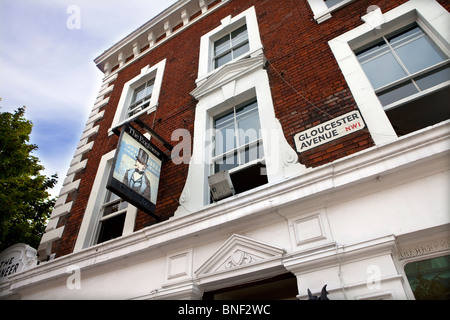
[107,124,165,219]
[294,110,366,153]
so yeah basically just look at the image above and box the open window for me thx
[355,23,450,136]
[209,99,267,201]
[95,190,128,244]
[74,151,137,251]
[328,1,450,145]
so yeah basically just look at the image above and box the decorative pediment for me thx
[195,234,285,276]
[191,54,266,100]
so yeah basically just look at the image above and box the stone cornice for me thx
[94,0,232,76]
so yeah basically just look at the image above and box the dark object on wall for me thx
[307,284,329,300]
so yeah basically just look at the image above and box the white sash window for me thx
[213,25,249,69]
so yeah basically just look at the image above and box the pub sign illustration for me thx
[107,125,164,218]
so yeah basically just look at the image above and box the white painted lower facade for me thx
[1,120,449,300]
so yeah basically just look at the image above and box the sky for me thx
[0,0,178,197]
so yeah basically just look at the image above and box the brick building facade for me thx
[1,0,449,300]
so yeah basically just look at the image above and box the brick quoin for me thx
[54,0,424,257]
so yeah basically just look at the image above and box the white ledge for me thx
[6,120,450,291]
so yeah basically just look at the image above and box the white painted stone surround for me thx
[36,73,118,261]
[6,119,449,300]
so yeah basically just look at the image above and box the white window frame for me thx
[176,56,306,216]
[328,0,450,146]
[109,59,166,135]
[74,150,137,251]
[95,189,129,245]
[197,6,263,85]
[209,95,265,176]
[213,24,250,70]
[127,78,155,118]
[355,24,450,111]
[307,0,355,23]
[176,6,306,216]
[211,98,264,175]
[200,84,273,207]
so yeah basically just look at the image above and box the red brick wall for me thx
[260,0,412,167]
[53,0,445,257]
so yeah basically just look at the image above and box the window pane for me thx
[231,25,248,47]
[213,100,263,173]
[236,100,258,115]
[102,200,128,216]
[214,152,238,172]
[103,201,120,216]
[240,142,264,165]
[215,52,232,69]
[237,120,260,146]
[102,191,128,216]
[377,81,418,106]
[415,65,450,91]
[324,0,345,8]
[233,42,250,59]
[97,213,126,244]
[215,111,236,155]
[404,255,450,300]
[236,101,260,146]
[133,85,146,103]
[215,109,234,127]
[214,34,231,56]
[104,190,119,203]
[357,42,407,89]
[215,125,236,155]
[390,27,446,74]
[237,114,260,146]
[128,104,144,117]
[214,25,249,69]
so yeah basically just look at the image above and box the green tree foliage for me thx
[0,107,58,252]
